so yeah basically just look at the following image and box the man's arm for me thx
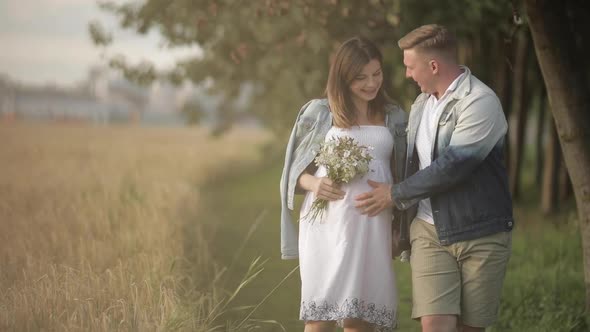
[392,93,507,209]
[355,93,506,215]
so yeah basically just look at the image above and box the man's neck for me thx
[433,65,463,99]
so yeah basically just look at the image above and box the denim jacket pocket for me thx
[294,117,317,146]
[297,117,317,133]
[438,111,453,126]
[438,100,458,126]
[395,123,408,137]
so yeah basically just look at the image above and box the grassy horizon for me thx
[0,122,270,331]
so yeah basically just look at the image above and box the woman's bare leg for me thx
[342,318,375,332]
[304,320,336,332]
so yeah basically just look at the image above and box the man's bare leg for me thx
[421,314,458,332]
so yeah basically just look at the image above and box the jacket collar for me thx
[449,65,472,100]
[410,65,472,110]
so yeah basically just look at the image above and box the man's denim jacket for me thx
[392,66,514,245]
[279,99,408,259]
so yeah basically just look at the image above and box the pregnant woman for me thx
[280,36,408,332]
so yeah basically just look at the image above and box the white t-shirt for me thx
[415,73,465,224]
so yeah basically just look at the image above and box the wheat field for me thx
[0,123,270,331]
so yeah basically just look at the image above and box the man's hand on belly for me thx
[354,180,393,217]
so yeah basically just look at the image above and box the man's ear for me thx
[429,59,439,75]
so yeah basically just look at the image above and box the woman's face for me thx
[349,58,383,104]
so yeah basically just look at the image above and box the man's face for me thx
[403,48,435,94]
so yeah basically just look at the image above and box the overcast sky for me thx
[0,0,201,86]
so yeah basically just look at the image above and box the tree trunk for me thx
[525,0,590,310]
[541,118,559,214]
[534,88,546,184]
[493,31,514,169]
[559,159,572,203]
[508,30,531,199]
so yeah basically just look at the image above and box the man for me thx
[355,24,513,332]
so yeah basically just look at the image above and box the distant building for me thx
[0,67,260,128]
[88,67,149,123]
[0,69,150,124]
[0,79,109,123]
[0,76,17,122]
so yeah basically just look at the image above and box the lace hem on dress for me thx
[300,298,396,331]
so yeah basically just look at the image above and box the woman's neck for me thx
[353,99,383,126]
[353,98,369,116]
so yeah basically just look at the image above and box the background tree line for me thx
[92,0,590,311]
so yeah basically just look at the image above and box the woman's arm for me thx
[297,164,345,201]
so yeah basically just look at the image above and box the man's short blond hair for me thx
[398,24,457,62]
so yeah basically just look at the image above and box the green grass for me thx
[197,158,587,331]
[491,212,588,332]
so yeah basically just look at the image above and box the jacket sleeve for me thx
[279,100,317,260]
[392,93,507,209]
[390,105,409,184]
[280,100,314,205]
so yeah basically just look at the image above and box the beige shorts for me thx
[409,218,512,327]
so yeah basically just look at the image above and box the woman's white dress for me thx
[299,125,397,331]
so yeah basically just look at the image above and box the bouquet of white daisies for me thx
[303,136,373,222]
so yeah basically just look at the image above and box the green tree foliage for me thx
[94,0,517,135]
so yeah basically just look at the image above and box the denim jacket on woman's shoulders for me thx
[279,98,408,259]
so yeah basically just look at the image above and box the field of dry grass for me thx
[0,123,270,331]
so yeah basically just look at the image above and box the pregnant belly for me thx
[313,166,391,205]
